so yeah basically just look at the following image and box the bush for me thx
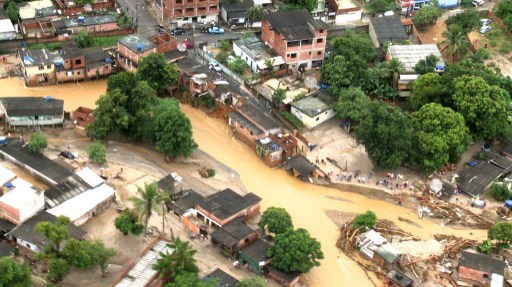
[353,210,377,230]
[86,142,106,165]
[281,111,304,130]
[28,131,48,154]
[114,209,144,236]
[215,51,229,65]
[491,183,512,201]
[499,40,512,54]
[207,168,215,177]
[473,151,486,160]
[219,40,231,52]
[477,239,493,254]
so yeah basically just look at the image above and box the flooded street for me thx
[0,78,488,287]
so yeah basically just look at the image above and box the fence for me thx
[25,27,136,44]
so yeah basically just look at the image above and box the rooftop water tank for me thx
[136,43,143,52]
[45,96,52,102]
[0,136,6,145]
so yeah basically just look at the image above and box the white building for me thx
[0,97,64,127]
[0,19,17,41]
[233,36,285,74]
[290,90,336,129]
[0,165,16,186]
[0,178,45,225]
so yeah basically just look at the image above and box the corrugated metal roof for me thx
[388,44,444,73]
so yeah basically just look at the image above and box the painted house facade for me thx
[0,97,64,128]
[20,49,56,86]
[233,35,285,74]
[261,9,328,70]
[457,251,505,287]
[325,0,362,24]
[0,178,44,225]
[210,218,259,257]
[220,0,253,27]
[290,90,336,129]
[162,0,219,27]
[117,33,177,72]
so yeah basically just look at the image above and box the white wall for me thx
[291,106,336,129]
[7,115,64,127]
[18,191,45,223]
[175,15,218,28]
[233,42,259,73]
[0,31,17,41]
[335,10,362,24]
[16,237,42,253]
[220,6,228,23]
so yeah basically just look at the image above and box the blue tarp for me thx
[506,200,512,208]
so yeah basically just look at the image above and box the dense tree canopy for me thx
[414,1,442,26]
[353,211,377,230]
[334,87,371,124]
[0,257,31,287]
[154,237,199,284]
[152,99,198,158]
[267,228,324,273]
[86,142,106,165]
[410,73,446,110]
[137,53,179,95]
[441,25,471,63]
[35,215,71,256]
[236,277,267,287]
[452,75,509,139]
[411,103,471,172]
[259,207,294,234]
[331,31,377,63]
[445,8,482,33]
[414,54,440,75]
[488,222,512,245]
[321,55,367,95]
[356,102,412,169]
[6,2,18,22]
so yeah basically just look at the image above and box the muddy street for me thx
[0,78,488,287]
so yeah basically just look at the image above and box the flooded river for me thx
[0,78,488,287]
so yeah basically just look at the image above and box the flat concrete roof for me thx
[119,34,156,54]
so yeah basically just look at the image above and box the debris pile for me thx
[419,196,494,228]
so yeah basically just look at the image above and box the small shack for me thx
[457,250,505,287]
[210,218,259,257]
[287,155,322,181]
[202,268,239,287]
[384,269,414,287]
[267,266,302,287]
[239,239,272,274]
[355,230,401,267]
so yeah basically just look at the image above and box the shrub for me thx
[215,51,229,65]
[207,168,216,177]
[477,239,493,254]
[86,142,106,165]
[499,40,512,54]
[219,40,231,52]
[491,183,512,201]
[281,111,304,130]
[114,209,144,236]
[353,211,377,230]
[28,131,48,154]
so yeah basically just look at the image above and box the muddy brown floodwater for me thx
[0,78,488,287]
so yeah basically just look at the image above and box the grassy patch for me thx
[281,111,304,130]
[27,35,124,51]
[499,39,512,54]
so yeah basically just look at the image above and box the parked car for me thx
[480,25,492,34]
[209,62,222,72]
[227,55,235,64]
[472,0,484,6]
[480,18,491,26]
[207,27,225,34]
[156,24,165,34]
[182,41,194,49]
[171,28,186,36]
[59,150,75,160]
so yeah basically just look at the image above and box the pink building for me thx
[261,9,328,70]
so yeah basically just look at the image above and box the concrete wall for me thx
[56,68,86,82]
[6,115,64,127]
[290,106,335,129]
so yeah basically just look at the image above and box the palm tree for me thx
[129,182,167,237]
[440,25,471,63]
[153,236,199,283]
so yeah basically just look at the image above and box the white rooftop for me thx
[75,167,104,188]
[0,19,15,34]
[18,0,55,20]
[0,178,39,207]
[388,44,445,73]
[47,183,115,225]
[114,240,173,287]
[0,165,16,186]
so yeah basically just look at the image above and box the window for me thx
[38,66,44,70]
[184,17,189,20]
[186,7,194,12]
[290,53,297,58]
[317,51,322,56]
[301,39,312,45]
[75,59,81,65]
[176,9,182,13]
[201,15,206,18]
[287,41,300,47]
[240,124,244,129]
[47,65,51,69]
[309,51,311,55]
[319,29,324,33]
[187,0,193,3]
[316,117,320,121]
[317,38,323,43]
[176,0,182,3]
[483,274,490,279]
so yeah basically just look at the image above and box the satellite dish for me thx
[178,43,186,52]
[84,4,92,12]
[304,75,318,89]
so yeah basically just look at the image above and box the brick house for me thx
[20,49,56,86]
[261,9,328,70]
[228,103,281,149]
[83,47,115,79]
[0,178,45,225]
[162,0,218,27]
[457,251,505,287]
[210,218,259,257]
[117,33,177,72]
[56,42,86,83]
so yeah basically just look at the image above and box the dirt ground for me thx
[20,127,280,287]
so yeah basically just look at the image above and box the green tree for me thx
[84,240,115,277]
[356,102,412,169]
[6,2,18,22]
[62,238,93,269]
[219,40,231,52]
[35,216,70,257]
[445,8,481,33]
[488,221,512,246]
[236,277,267,287]
[414,1,442,26]
[298,0,318,11]
[491,183,512,201]
[130,182,167,237]
[332,31,377,63]
[353,210,377,230]
[215,51,229,65]
[410,73,446,110]
[171,272,216,287]
[334,87,371,124]
[367,0,393,13]
[76,0,93,5]
[107,72,137,96]
[85,89,129,139]
[153,237,199,283]
[152,99,197,159]
[411,103,471,172]
[86,142,106,165]
[267,228,324,273]
[114,209,144,236]
[452,75,509,139]
[137,53,179,95]
[272,88,286,107]
[228,57,247,75]
[440,25,471,63]
[259,207,294,235]
[477,239,493,254]
[28,131,48,154]
[248,5,264,22]
[0,257,31,287]
[414,54,440,75]
[321,55,366,95]
[128,81,158,139]
[47,258,69,283]
[73,31,93,48]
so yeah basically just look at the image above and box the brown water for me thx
[0,78,488,287]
